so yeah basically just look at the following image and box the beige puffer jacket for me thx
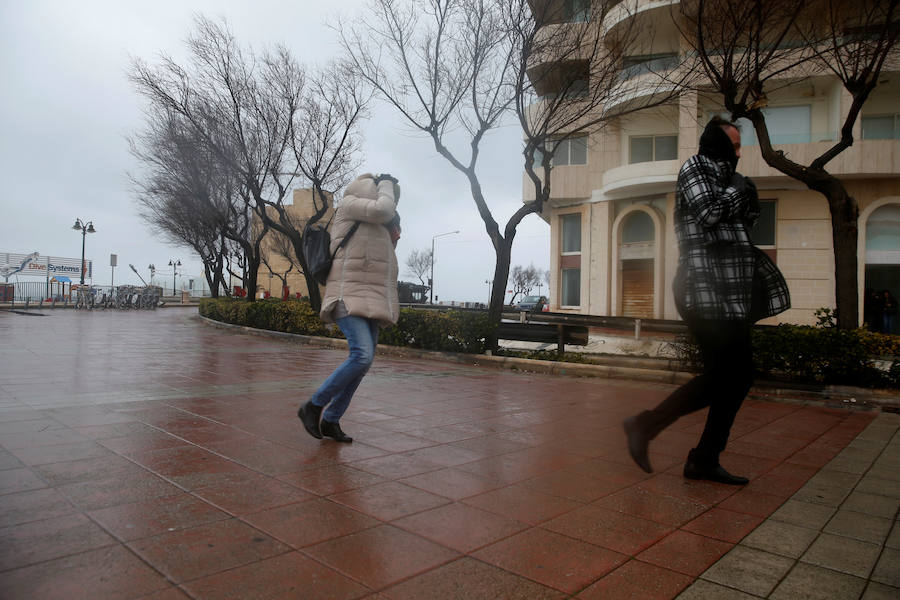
[319,173,399,326]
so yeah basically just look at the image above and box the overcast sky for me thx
[0,0,550,303]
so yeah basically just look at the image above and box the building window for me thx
[561,268,581,306]
[537,135,588,167]
[750,200,777,247]
[629,135,677,163]
[620,53,680,81]
[561,213,581,253]
[622,211,655,243]
[565,0,590,22]
[560,212,581,306]
[862,115,900,140]
[727,105,811,146]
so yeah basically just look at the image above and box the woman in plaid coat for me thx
[624,117,789,485]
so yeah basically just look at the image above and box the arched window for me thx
[622,211,654,243]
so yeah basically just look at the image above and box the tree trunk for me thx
[244,252,261,302]
[203,263,217,298]
[822,184,860,330]
[486,239,513,350]
[751,115,860,330]
[287,235,322,310]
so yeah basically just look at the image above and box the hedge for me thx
[752,324,899,387]
[199,298,898,388]
[666,324,899,388]
[199,297,494,353]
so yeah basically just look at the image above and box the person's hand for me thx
[743,176,757,197]
[730,172,748,193]
[375,173,399,185]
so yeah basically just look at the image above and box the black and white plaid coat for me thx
[673,154,790,321]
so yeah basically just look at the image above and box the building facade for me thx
[527,1,900,330]
[255,189,333,299]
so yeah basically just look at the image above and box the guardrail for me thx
[397,303,688,339]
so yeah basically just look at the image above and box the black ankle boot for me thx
[320,420,353,443]
[683,460,749,485]
[623,414,653,473]
[298,401,323,439]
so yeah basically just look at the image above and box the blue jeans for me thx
[310,315,379,423]
[884,314,896,335]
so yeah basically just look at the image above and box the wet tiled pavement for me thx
[0,307,897,599]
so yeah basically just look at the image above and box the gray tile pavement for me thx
[679,413,900,599]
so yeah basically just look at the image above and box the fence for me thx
[3,280,214,303]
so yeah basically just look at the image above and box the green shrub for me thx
[199,297,332,337]
[380,309,495,354]
[751,325,897,387]
[200,300,493,353]
[198,299,898,388]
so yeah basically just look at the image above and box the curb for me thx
[197,315,897,411]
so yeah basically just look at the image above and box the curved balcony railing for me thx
[604,69,679,114]
[604,0,679,35]
[618,55,681,82]
[738,138,900,180]
[600,159,680,197]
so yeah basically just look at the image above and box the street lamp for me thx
[148,264,156,286]
[430,230,459,305]
[71,218,96,286]
[168,259,181,296]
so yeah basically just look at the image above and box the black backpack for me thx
[302,218,360,286]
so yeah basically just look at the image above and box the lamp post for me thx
[71,218,96,286]
[148,264,156,286]
[430,230,459,305]
[168,259,181,296]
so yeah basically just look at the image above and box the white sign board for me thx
[1,252,92,280]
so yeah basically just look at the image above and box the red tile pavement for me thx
[0,309,877,598]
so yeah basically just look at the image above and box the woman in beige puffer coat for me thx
[298,173,400,443]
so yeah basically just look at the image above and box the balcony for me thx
[619,54,680,82]
[604,67,680,114]
[604,0,680,36]
[738,139,900,181]
[522,163,593,202]
[599,159,680,198]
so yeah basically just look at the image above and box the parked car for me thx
[516,295,548,312]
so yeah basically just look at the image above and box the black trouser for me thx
[639,317,754,468]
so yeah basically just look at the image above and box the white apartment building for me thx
[525,0,900,330]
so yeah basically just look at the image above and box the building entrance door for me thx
[864,203,900,334]
[621,258,654,318]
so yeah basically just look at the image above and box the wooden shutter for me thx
[621,259,654,318]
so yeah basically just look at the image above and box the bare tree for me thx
[130,16,368,308]
[508,1,690,216]
[508,263,543,304]
[131,111,239,297]
[339,0,518,332]
[341,0,684,342]
[405,248,433,286]
[260,228,297,291]
[276,63,369,310]
[678,0,900,328]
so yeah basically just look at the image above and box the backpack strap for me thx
[331,221,361,259]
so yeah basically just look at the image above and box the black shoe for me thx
[320,420,353,443]
[623,415,653,473]
[683,461,748,485]
[298,401,323,439]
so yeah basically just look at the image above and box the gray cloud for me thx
[0,0,549,302]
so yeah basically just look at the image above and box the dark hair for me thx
[709,115,739,133]
[699,116,739,167]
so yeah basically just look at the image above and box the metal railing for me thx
[1,283,165,310]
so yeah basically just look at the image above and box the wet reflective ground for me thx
[0,308,897,599]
